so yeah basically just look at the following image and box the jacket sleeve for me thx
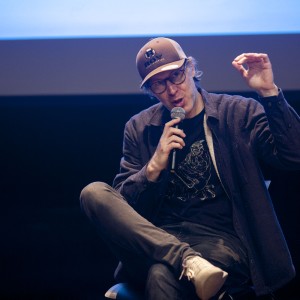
[253,89,300,169]
[112,118,167,218]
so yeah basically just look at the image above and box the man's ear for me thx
[192,67,196,78]
[189,63,196,78]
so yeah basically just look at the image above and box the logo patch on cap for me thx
[145,48,155,59]
[144,48,163,69]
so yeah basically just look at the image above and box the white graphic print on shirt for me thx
[167,140,216,202]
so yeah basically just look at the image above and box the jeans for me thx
[159,222,251,297]
[80,182,251,299]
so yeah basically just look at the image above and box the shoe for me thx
[179,255,228,300]
[218,291,234,300]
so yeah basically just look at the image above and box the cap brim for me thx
[140,58,186,88]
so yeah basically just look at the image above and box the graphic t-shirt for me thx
[155,110,236,236]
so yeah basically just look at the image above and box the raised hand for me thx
[232,53,278,97]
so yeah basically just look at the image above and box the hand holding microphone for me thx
[170,107,186,172]
[146,107,186,181]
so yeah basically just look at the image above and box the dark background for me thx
[1,91,299,299]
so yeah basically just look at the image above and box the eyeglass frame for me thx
[146,60,188,95]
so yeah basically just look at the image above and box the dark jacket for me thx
[113,89,300,295]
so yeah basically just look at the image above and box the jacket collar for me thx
[200,89,220,121]
[148,103,170,127]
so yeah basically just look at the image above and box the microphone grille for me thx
[171,107,186,121]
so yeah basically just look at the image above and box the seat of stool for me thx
[105,282,143,300]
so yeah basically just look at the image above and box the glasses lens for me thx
[150,81,165,94]
[170,69,186,85]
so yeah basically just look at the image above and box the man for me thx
[80,37,300,299]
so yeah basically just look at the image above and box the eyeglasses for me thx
[148,62,187,94]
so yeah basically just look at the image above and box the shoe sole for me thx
[195,269,228,300]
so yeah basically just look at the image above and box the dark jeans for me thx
[80,182,251,299]
[158,222,251,297]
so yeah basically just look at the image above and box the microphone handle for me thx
[170,124,178,172]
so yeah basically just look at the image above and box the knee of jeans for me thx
[79,181,112,213]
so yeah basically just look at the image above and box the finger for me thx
[232,59,247,77]
[166,117,182,127]
[169,142,184,151]
[233,53,269,66]
[159,136,185,157]
[172,127,186,138]
[233,53,267,61]
[169,135,185,148]
[164,119,186,138]
[161,129,186,149]
[232,53,249,74]
[243,53,268,60]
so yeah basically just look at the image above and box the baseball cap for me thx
[136,37,187,87]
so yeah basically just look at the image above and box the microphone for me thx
[170,107,186,172]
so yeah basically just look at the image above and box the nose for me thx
[165,79,177,95]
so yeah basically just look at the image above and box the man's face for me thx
[147,64,202,119]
